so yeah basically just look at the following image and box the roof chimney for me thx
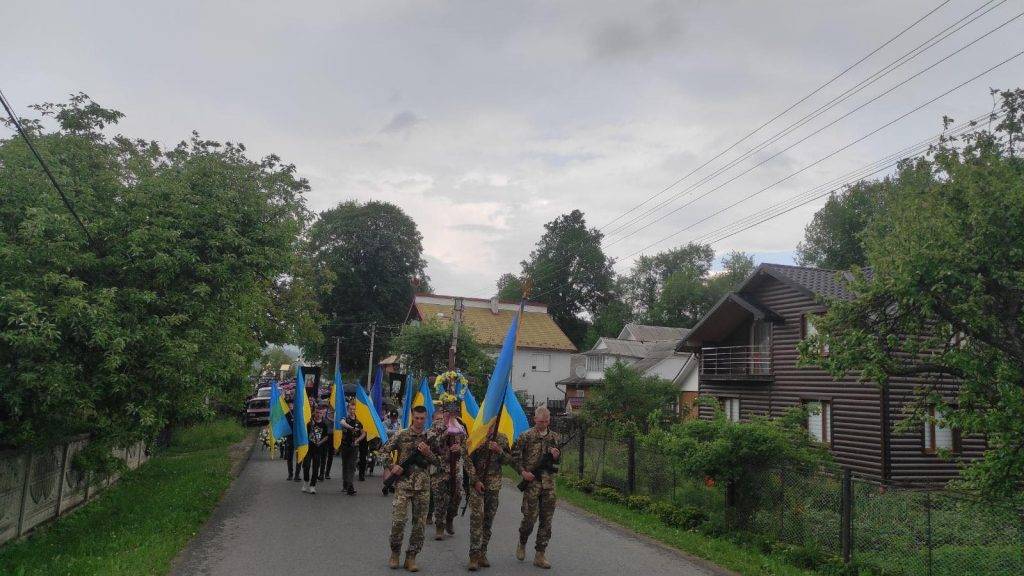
[490,296,499,314]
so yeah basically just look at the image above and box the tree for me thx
[796,179,890,269]
[622,243,714,319]
[257,345,298,376]
[581,297,633,350]
[705,251,756,305]
[581,362,679,435]
[0,94,317,464]
[519,210,615,347]
[389,320,495,392]
[800,89,1024,501]
[495,273,525,301]
[306,200,429,377]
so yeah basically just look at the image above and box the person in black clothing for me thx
[284,400,297,481]
[341,398,365,495]
[302,406,330,494]
[318,407,335,481]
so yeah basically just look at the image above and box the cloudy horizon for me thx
[4,0,1022,296]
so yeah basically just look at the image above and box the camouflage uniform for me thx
[467,432,511,556]
[513,428,562,552]
[427,423,466,531]
[380,426,441,554]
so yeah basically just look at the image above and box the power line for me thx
[0,88,97,248]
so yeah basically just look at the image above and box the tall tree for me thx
[581,296,633,350]
[307,200,429,376]
[0,94,317,462]
[796,179,890,269]
[495,273,525,301]
[622,243,714,320]
[705,251,756,305]
[520,210,615,347]
[389,320,495,395]
[800,89,1024,501]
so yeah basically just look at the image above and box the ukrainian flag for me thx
[354,384,389,444]
[294,367,311,463]
[498,387,530,447]
[331,368,346,450]
[405,376,434,425]
[457,382,480,435]
[268,381,291,451]
[468,312,521,453]
[400,373,415,428]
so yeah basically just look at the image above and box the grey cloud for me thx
[381,111,422,134]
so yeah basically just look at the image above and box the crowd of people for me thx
[273,392,562,573]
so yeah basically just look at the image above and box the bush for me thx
[649,501,707,530]
[593,486,625,504]
[625,495,652,511]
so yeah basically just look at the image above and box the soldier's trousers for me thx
[430,474,461,529]
[341,448,358,487]
[519,481,556,551]
[468,486,500,554]
[390,487,430,554]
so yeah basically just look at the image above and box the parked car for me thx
[245,386,272,426]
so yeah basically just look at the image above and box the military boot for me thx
[534,551,551,569]
[467,553,479,571]
[434,526,445,540]
[445,517,455,535]
[515,543,526,561]
[478,552,490,567]
[404,552,419,572]
[388,551,400,569]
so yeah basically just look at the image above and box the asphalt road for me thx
[171,447,718,576]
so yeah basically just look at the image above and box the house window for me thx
[805,400,832,444]
[802,314,829,356]
[721,398,740,422]
[923,406,960,454]
[586,355,604,372]
[604,355,617,369]
[531,353,551,372]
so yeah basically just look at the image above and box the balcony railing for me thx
[700,345,772,377]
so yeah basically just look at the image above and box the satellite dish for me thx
[574,363,587,378]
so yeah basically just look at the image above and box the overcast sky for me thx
[4,0,1022,295]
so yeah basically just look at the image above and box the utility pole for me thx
[334,336,341,380]
[448,298,465,370]
[365,322,376,391]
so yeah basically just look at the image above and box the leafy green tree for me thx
[389,320,495,396]
[581,362,679,435]
[495,273,525,301]
[796,180,891,269]
[581,297,633,350]
[519,210,615,347]
[306,200,429,376]
[800,89,1024,502]
[257,345,298,376]
[704,251,756,305]
[622,243,714,319]
[0,94,317,464]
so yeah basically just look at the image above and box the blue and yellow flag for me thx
[415,377,435,424]
[294,367,311,463]
[400,373,415,429]
[268,381,291,451]
[331,368,346,450]
[457,382,480,435]
[371,366,384,415]
[499,387,530,447]
[468,312,521,453]
[354,384,389,444]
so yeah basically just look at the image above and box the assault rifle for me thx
[382,449,429,493]
[516,436,573,492]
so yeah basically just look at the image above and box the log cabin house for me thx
[679,263,982,485]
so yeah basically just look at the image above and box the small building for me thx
[558,324,698,417]
[408,294,577,405]
[681,263,982,484]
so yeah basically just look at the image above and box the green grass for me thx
[553,477,819,576]
[0,419,247,576]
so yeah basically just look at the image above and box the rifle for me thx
[516,434,575,492]
[382,448,428,492]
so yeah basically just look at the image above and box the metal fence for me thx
[0,437,147,545]
[559,427,1024,576]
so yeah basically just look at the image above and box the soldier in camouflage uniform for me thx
[465,422,511,571]
[427,410,466,541]
[513,406,561,569]
[380,405,441,572]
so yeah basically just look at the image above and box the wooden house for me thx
[680,263,982,484]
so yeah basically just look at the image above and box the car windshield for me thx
[256,388,271,398]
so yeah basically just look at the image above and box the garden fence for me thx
[0,437,147,546]
[557,423,1023,576]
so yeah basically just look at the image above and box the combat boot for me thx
[534,551,551,569]
[467,553,479,571]
[478,552,490,567]
[445,517,455,535]
[434,526,445,540]
[388,551,400,569]
[404,552,419,572]
[515,543,526,561]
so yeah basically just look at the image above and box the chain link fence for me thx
[558,423,1024,576]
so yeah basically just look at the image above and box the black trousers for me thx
[357,439,369,479]
[301,445,323,486]
[318,444,334,479]
[283,436,294,477]
[341,447,358,488]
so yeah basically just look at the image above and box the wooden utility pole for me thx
[334,336,341,379]
[365,323,376,391]
[448,298,465,370]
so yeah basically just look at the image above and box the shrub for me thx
[625,495,652,511]
[593,486,625,504]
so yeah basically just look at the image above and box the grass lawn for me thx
[0,419,247,576]
[553,478,819,576]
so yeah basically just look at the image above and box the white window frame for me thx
[805,400,832,444]
[923,405,959,454]
[721,397,740,422]
[586,355,604,373]
[803,314,829,356]
[531,353,551,372]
